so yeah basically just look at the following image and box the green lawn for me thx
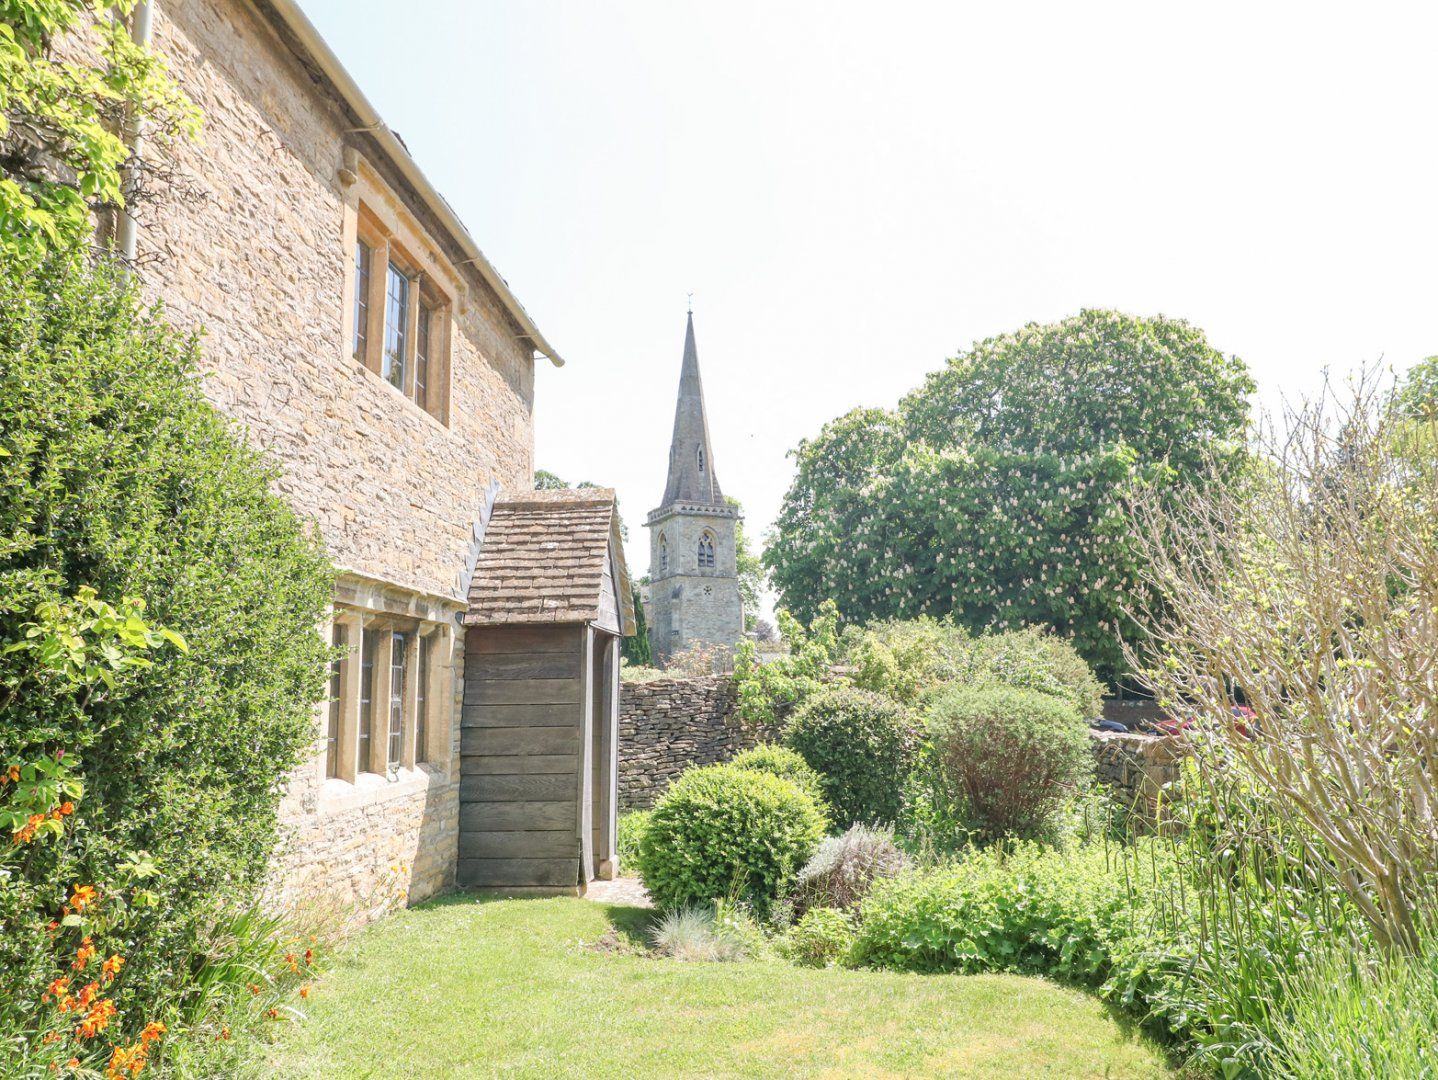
[268,896,1174,1079]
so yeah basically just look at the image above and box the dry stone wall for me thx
[1090,730,1187,820]
[618,676,1189,820]
[618,675,769,809]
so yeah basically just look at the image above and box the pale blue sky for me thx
[300,1,1438,595]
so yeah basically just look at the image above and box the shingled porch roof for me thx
[463,488,635,633]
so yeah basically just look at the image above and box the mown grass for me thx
[267,895,1173,1079]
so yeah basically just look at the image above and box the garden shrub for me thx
[844,619,1104,717]
[636,765,827,915]
[792,824,908,915]
[926,683,1092,840]
[851,842,1169,986]
[729,745,827,808]
[0,255,333,1055]
[783,687,917,827]
[783,908,857,968]
[617,810,652,869]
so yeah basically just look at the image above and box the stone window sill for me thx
[319,763,450,815]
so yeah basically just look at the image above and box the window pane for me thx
[415,302,431,411]
[327,622,348,778]
[415,636,430,764]
[359,630,377,772]
[383,263,409,390]
[388,632,407,768]
[352,240,371,362]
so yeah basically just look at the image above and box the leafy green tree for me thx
[765,311,1253,681]
[1,0,198,261]
[727,496,766,629]
[1397,356,1438,419]
[622,581,652,666]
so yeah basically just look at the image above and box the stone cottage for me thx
[104,0,629,914]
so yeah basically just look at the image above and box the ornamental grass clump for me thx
[925,684,1093,841]
[635,764,827,916]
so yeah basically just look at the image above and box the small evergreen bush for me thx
[783,907,856,968]
[792,824,908,915]
[729,745,827,808]
[783,687,917,827]
[635,765,827,915]
[926,683,1092,840]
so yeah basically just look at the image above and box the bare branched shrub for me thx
[1127,376,1438,952]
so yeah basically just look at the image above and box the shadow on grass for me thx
[595,903,657,949]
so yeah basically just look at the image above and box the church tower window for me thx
[659,533,668,572]
[697,446,705,474]
[698,532,716,569]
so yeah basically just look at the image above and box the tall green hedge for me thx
[0,255,333,1015]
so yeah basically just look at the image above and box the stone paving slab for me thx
[584,876,652,908]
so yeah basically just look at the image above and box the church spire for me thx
[660,311,724,507]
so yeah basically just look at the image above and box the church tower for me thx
[645,312,744,666]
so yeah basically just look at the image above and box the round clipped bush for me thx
[927,683,1093,840]
[636,764,828,914]
[783,687,918,827]
[729,744,828,808]
[783,907,857,968]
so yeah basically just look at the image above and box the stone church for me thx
[645,314,745,665]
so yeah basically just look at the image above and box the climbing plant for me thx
[0,0,198,262]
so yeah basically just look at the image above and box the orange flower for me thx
[105,1040,148,1079]
[247,982,261,996]
[68,886,99,913]
[6,764,19,783]
[44,976,70,1002]
[46,920,59,935]
[299,985,310,999]
[265,1008,280,1020]
[59,802,74,816]
[72,938,95,971]
[284,951,299,973]
[76,996,117,1038]
[303,948,313,965]
[66,1060,80,1070]
[139,1021,166,1045]
[42,1031,61,1044]
[216,1026,231,1041]
[101,954,125,981]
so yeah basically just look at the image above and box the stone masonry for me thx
[645,314,744,665]
[115,0,548,919]
[1090,730,1188,822]
[618,675,769,809]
